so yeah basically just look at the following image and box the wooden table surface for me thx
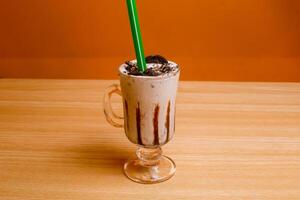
[1,79,300,200]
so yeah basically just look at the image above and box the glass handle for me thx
[103,84,124,128]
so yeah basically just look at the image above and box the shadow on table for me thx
[66,141,134,174]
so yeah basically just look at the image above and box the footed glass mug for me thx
[103,61,180,183]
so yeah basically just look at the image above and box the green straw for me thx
[126,0,147,72]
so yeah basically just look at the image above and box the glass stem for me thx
[136,146,162,166]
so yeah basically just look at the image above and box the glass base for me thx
[123,147,176,184]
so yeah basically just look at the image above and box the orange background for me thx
[0,0,300,81]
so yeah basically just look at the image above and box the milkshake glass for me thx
[103,60,180,183]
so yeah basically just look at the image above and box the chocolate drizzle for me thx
[165,100,171,142]
[125,100,129,131]
[153,105,160,145]
[174,104,176,133]
[136,103,142,145]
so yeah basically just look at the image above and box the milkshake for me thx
[119,57,179,147]
[103,55,180,183]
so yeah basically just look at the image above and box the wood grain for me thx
[0,79,300,200]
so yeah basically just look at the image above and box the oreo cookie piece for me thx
[145,55,168,65]
[125,63,143,76]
